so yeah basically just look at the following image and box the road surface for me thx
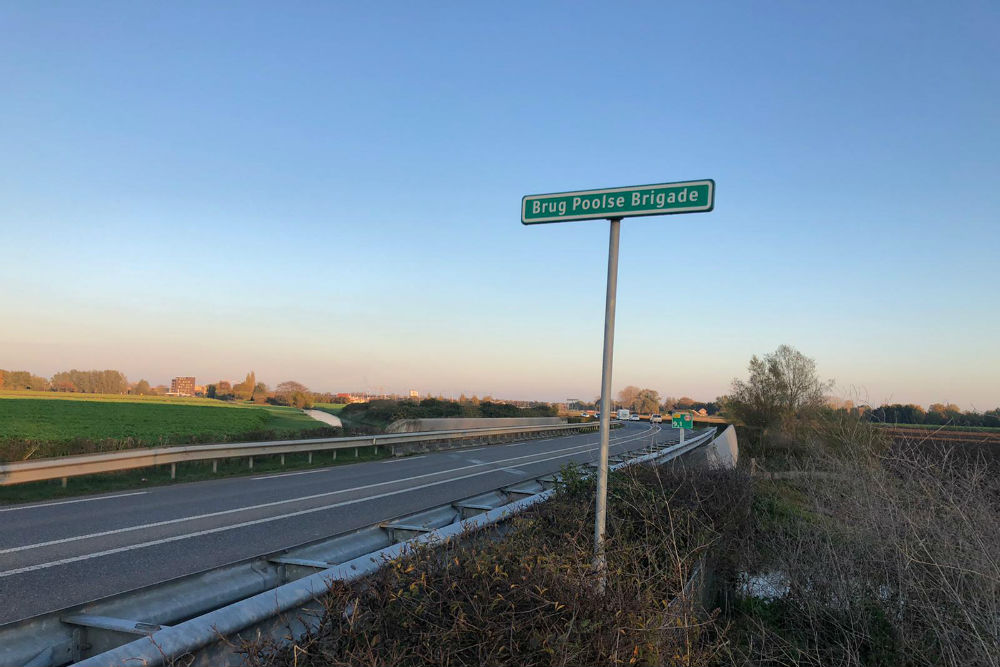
[0,422,673,624]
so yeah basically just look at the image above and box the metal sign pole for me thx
[594,217,621,591]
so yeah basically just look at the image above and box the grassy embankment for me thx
[0,392,390,504]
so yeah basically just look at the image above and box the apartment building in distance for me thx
[169,376,196,396]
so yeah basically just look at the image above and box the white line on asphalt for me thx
[0,428,655,557]
[382,456,425,464]
[460,447,485,453]
[250,468,335,481]
[0,492,148,513]
[0,430,658,578]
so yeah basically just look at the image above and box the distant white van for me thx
[616,409,630,420]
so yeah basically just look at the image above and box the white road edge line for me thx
[0,492,148,513]
[0,428,655,556]
[0,429,658,578]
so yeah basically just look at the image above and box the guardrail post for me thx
[170,463,176,480]
[354,447,358,458]
[332,450,337,461]
[212,460,218,473]
[248,457,254,471]
[308,452,313,464]
[280,454,285,467]
[61,477,67,488]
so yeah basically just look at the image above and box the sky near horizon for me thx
[1,2,998,409]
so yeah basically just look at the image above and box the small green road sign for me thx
[671,412,694,429]
[522,179,714,225]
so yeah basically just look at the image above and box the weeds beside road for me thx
[726,415,1000,666]
[240,415,1000,667]
[247,464,751,667]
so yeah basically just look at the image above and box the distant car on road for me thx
[629,414,640,421]
[650,414,662,423]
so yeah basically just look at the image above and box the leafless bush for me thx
[730,424,1000,666]
[247,465,750,667]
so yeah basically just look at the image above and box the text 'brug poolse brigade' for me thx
[521,179,714,225]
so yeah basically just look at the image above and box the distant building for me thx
[409,389,419,398]
[170,376,196,396]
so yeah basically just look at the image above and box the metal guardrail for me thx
[65,427,722,667]
[0,422,601,486]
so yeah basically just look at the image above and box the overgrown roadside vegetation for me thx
[246,463,751,667]
[726,414,1000,666]
[720,345,1000,665]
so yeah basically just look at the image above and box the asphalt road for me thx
[0,422,676,624]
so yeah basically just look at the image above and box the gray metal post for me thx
[594,217,621,590]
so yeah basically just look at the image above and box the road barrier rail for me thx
[0,425,727,667]
[0,422,604,486]
[70,427,723,667]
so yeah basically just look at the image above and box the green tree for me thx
[616,386,642,411]
[274,381,312,408]
[2,370,49,391]
[133,379,152,395]
[636,389,661,414]
[252,382,270,404]
[233,371,256,401]
[724,345,832,429]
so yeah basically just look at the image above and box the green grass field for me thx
[0,393,332,461]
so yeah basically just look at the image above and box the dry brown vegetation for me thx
[245,464,750,667]
[231,414,998,667]
[726,415,1000,666]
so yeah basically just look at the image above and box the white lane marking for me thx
[0,428,654,556]
[0,492,148,514]
[501,468,527,476]
[251,468,334,481]
[382,456,425,464]
[0,433,656,578]
[460,447,485,453]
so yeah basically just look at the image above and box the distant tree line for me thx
[864,403,1000,428]
[341,397,558,426]
[570,390,720,415]
[1,368,137,394]
[0,369,52,391]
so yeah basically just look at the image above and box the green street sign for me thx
[671,412,694,429]
[522,179,714,225]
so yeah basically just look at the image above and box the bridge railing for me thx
[0,422,605,486]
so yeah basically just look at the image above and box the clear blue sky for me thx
[1,2,997,408]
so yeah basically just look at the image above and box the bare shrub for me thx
[251,465,750,667]
[730,427,1000,666]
